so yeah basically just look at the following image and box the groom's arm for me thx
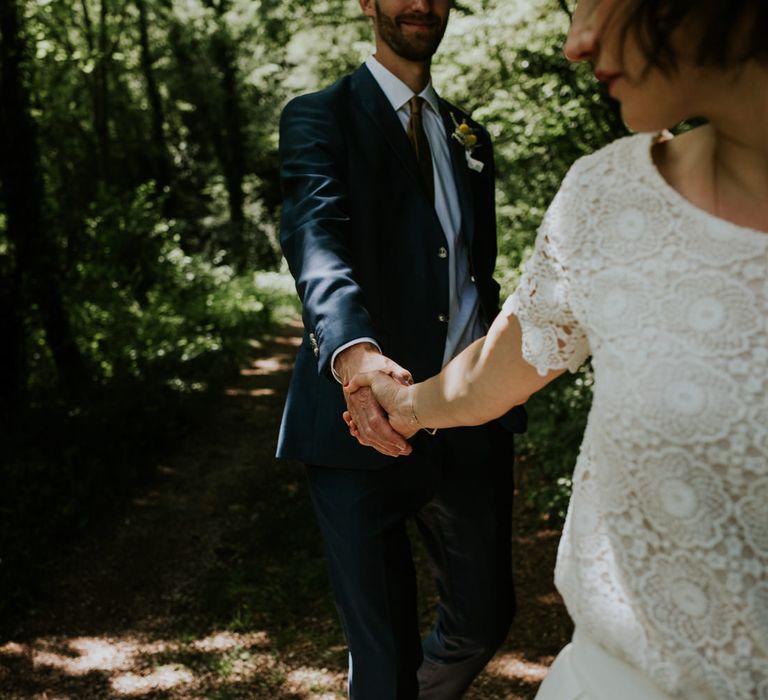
[279,93,412,457]
[279,93,378,378]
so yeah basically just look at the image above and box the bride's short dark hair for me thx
[624,0,768,72]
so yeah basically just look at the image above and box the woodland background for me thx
[0,0,628,624]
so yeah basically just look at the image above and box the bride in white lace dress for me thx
[343,1,768,698]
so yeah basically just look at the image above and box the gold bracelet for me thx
[411,388,438,436]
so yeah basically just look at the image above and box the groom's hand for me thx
[335,343,413,457]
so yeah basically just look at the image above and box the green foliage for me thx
[517,364,594,523]
[435,0,626,274]
[275,2,627,524]
[21,184,287,396]
[0,0,635,617]
[0,248,297,623]
[430,0,627,523]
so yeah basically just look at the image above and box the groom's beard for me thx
[374,1,448,62]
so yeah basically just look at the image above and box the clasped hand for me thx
[334,344,418,457]
[343,369,417,455]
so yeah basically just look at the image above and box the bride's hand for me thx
[344,370,418,443]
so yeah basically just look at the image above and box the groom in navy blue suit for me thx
[277,0,525,697]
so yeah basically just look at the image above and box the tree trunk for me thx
[169,11,252,264]
[82,0,111,184]
[95,0,111,184]
[0,0,36,408]
[213,31,246,226]
[0,266,25,409]
[136,0,173,205]
[0,0,87,405]
[203,0,246,227]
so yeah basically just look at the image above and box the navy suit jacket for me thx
[276,64,525,469]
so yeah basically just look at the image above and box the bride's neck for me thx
[711,122,768,209]
[654,111,768,233]
[653,60,768,232]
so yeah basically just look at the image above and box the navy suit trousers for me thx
[306,422,515,700]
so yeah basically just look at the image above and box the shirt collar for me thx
[365,55,441,117]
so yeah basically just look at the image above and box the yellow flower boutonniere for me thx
[450,113,484,173]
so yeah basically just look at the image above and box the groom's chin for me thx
[394,35,443,62]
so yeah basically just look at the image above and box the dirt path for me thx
[0,322,572,699]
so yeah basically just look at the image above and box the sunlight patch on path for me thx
[191,630,269,652]
[225,387,276,397]
[111,664,195,695]
[485,650,552,684]
[0,630,278,696]
[284,665,346,698]
[241,356,292,375]
[6,637,150,675]
[536,592,564,606]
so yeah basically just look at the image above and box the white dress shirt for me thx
[331,55,486,379]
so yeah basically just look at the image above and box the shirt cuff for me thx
[331,338,382,384]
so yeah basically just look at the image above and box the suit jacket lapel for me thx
[439,100,475,249]
[351,65,477,242]
[351,66,424,188]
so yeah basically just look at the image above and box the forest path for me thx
[0,322,571,699]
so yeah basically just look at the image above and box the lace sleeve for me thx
[503,178,590,376]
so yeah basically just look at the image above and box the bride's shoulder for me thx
[541,134,656,245]
[566,133,652,184]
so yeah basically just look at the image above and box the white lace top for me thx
[504,133,768,699]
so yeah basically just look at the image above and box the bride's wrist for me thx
[404,386,421,429]
[408,386,437,436]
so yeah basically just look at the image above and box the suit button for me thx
[438,246,448,259]
[470,275,476,282]
[438,314,449,323]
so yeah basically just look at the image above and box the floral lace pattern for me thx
[503,133,768,699]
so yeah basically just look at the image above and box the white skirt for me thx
[534,630,675,700]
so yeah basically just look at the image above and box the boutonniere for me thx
[450,113,484,173]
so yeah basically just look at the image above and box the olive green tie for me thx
[407,96,435,204]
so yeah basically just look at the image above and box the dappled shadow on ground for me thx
[0,320,571,699]
[464,525,572,699]
[0,630,340,699]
